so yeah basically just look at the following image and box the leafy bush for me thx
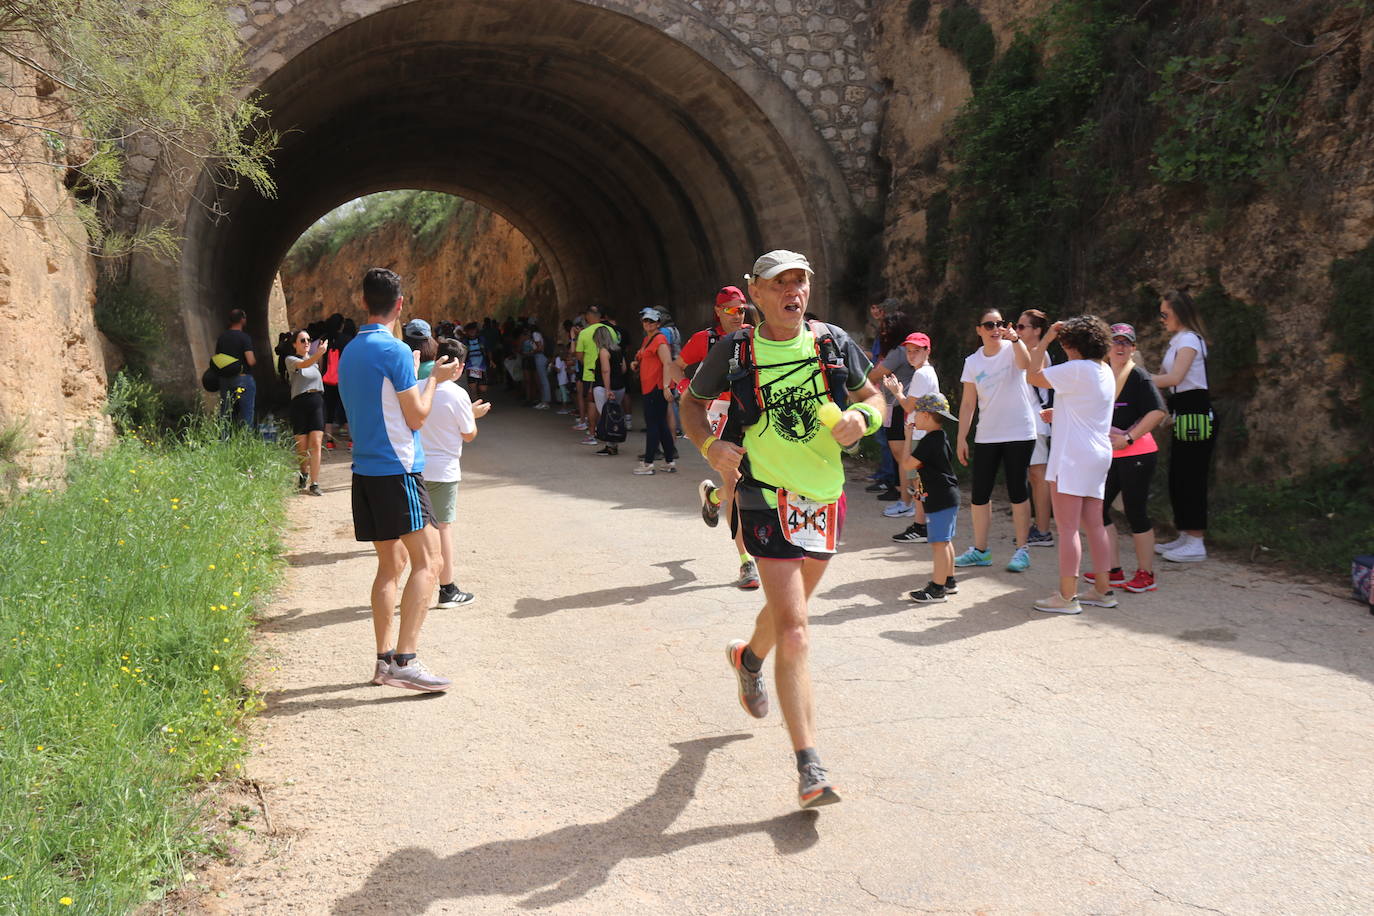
[937,2,997,87]
[94,281,166,374]
[1328,240,1374,422]
[105,371,166,436]
[0,425,290,912]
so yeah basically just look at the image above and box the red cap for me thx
[903,332,932,349]
[715,286,746,307]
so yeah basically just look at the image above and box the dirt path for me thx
[201,396,1373,914]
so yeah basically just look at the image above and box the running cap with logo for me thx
[1110,322,1137,342]
[639,307,663,322]
[911,392,958,422]
[402,318,431,342]
[747,249,813,281]
[715,285,746,306]
[902,332,932,350]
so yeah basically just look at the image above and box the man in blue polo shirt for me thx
[339,267,460,692]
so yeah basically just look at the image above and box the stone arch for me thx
[142,0,869,386]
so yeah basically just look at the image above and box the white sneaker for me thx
[882,501,916,518]
[656,460,677,473]
[1162,537,1207,563]
[632,462,655,475]
[534,402,550,410]
[1155,534,1187,554]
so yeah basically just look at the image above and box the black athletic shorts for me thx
[884,407,905,443]
[351,472,434,542]
[289,391,325,435]
[730,491,847,561]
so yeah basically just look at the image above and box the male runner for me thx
[338,268,460,692]
[671,285,759,589]
[683,250,883,808]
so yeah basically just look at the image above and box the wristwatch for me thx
[1125,432,1135,445]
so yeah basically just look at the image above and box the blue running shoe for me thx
[953,546,992,567]
[1006,545,1031,572]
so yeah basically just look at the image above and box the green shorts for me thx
[423,479,460,524]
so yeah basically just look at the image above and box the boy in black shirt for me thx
[905,393,961,603]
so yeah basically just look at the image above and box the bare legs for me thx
[293,430,324,484]
[746,557,830,752]
[369,525,440,655]
[435,520,455,585]
[1050,483,1112,600]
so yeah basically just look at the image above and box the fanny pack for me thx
[1173,411,1214,442]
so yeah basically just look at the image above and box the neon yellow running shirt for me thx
[690,323,872,504]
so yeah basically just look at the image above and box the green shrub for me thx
[0,425,290,912]
[923,190,950,283]
[1328,240,1374,421]
[94,281,166,374]
[105,371,165,436]
[938,2,996,87]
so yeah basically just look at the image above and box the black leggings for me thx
[1167,389,1214,531]
[1102,452,1157,534]
[971,440,1034,506]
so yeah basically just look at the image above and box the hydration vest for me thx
[719,320,851,446]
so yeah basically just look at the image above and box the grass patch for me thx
[1210,459,1374,576]
[0,421,291,912]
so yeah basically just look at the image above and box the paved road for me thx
[208,396,1373,914]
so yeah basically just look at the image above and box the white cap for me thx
[748,249,813,281]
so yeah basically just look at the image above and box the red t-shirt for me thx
[638,332,669,395]
[678,325,747,399]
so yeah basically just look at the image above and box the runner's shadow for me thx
[261,681,444,718]
[511,560,722,618]
[331,734,818,913]
[286,549,373,568]
[257,605,371,635]
[881,593,1044,648]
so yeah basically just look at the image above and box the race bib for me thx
[777,490,838,554]
[707,398,730,437]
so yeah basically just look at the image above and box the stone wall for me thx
[0,57,114,487]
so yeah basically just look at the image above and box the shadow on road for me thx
[261,680,445,717]
[330,734,818,913]
[286,548,374,568]
[511,559,726,618]
[258,604,372,636]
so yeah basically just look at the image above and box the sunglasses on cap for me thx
[718,305,746,316]
[979,320,1009,330]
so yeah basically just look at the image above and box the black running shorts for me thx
[351,472,434,542]
[730,492,847,562]
[289,391,325,435]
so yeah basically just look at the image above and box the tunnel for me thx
[178,0,859,363]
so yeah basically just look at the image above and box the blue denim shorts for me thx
[925,505,958,544]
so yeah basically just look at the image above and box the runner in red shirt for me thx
[672,286,758,589]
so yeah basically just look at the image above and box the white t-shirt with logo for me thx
[960,343,1036,443]
[903,364,940,431]
[1042,359,1114,499]
[1162,330,1208,393]
[419,380,476,483]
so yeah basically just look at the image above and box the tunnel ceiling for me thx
[186,0,844,335]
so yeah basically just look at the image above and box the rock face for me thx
[0,57,114,487]
[278,205,556,335]
[873,1,1374,473]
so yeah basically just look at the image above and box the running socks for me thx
[376,650,394,663]
[738,551,752,565]
[392,652,416,668]
[740,645,763,673]
[795,747,821,771]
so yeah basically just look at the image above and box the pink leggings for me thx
[1051,487,1113,582]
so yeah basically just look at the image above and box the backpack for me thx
[720,319,852,446]
[595,399,627,443]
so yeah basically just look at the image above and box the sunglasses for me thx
[979,320,1009,330]
[295,336,310,344]
[1013,323,1036,331]
[718,305,746,315]
[1158,311,1169,318]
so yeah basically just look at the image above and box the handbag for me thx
[201,365,221,393]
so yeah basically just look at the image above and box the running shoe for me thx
[891,522,928,543]
[943,576,959,594]
[307,483,323,497]
[726,639,768,718]
[1162,538,1207,563]
[657,460,677,473]
[296,471,308,489]
[1123,569,1157,593]
[595,446,618,456]
[698,479,720,528]
[381,658,452,692]
[735,561,761,590]
[1078,590,1119,609]
[905,583,947,603]
[876,488,901,501]
[534,402,550,410]
[1083,567,1126,587]
[370,656,392,686]
[579,436,599,445]
[1027,525,1055,547]
[1154,534,1186,555]
[954,546,992,568]
[864,481,888,493]
[632,462,656,475]
[436,584,475,608]
[882,501,915,518]
[1034,593,1082,615]
[324,439,336,451]
[1006,546,1031,572]
[798,762,841,809]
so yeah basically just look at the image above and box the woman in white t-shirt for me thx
[882,331,940,539]
[1026,316,1116,615]
[955,309,1037,573]
[1151,289,1212,563]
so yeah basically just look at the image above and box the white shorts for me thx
[592,387,625,410]
[1031,433,1051,467]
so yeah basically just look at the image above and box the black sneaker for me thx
[296,471,308,489]
[594,446,618,456]
[891,522,928,543]
[864,481,888,492]
[905,583,947,603]
[944,576,959,595]
[876,488,901,501]
[306,483,323,497]
[435,584,475,608]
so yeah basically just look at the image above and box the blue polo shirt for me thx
[338,323,424,476]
